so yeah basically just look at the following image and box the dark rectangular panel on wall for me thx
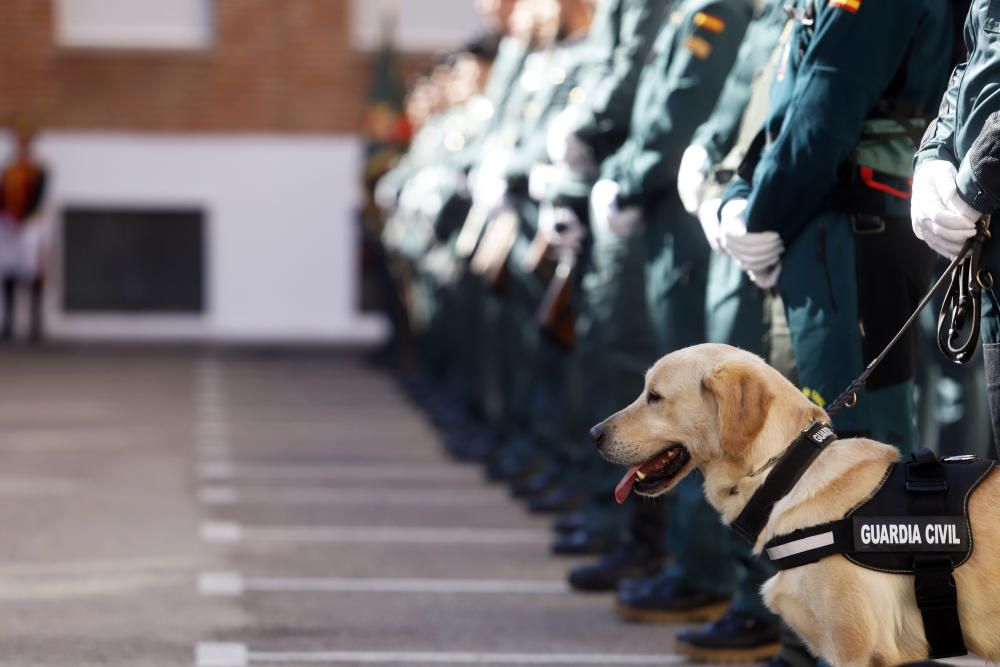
[62,208,206,313]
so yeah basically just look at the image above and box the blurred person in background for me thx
[0,118,48,342]
[457,0,599,477]
[531,0,672,561]
[666,0,796,661]
[566,0,755,626]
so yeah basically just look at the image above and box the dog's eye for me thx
[647,390,663,404]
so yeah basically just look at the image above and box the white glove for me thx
[719,198,784,274]
[529,163,559,202]
[470,168,508,214]
[374,176,399,214]
[749,264,782,290]
[547,107,596,176]
[911,160,984,259]
[539,203,586,252]
[591,179,644,238]
[678,144,711,215]
[697,197,723,252]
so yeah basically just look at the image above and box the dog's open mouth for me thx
[614,444,691,504]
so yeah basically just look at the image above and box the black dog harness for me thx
[732,422,995,659]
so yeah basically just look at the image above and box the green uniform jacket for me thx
[454,36,532,174]
[545,0,673,206]
[503,35,597,188]
[729,0,953,241]
[602,0,754,207]
[573,0,674,159]
[916,0,1000,214]
[689,0,788,164]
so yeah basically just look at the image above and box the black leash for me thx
[826,218,992,417]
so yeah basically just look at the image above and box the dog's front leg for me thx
[763,567,897,667]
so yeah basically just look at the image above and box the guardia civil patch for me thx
[853,516,968,552]
[685,36,712,60]
[829,0,861,12]
[693,12,726,33]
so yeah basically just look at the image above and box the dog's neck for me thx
[702,409,898,552]
[704,411,817,525]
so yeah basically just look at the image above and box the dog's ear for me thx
[703,359,774,458]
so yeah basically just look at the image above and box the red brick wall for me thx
[0,0,431,134]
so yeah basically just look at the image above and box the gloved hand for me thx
[911,159,985,259]
[547,107,596,176]
[719,198,784,274]
[678,144,711,215]
[539,203,587,252]
[470,167,508,215]
[529,163,559,202]
[374,176,399,214]
[749,264,782,290]
[697,197,723,252]
[591,179,644,238]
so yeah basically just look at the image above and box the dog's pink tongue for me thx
[615,465,643,504]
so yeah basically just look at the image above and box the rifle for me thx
[536,250,577,350]
[455,204,491,260]
[470,207,519,294]
[521,228,557,284]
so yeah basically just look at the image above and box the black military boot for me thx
[1,277,15,341]
[527,483,587,514]
[567,540,665,592]
[553,508,589,534]
[484,448,542,482]
[616,572,731,623]
[510,467,558,498]
[28,278,43,342]
[458,430,502,463]
[551,526,616,556]
[675,608,781,662]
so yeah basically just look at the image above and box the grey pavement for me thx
[0,347,730,666]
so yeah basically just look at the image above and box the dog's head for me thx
[592,344,824,509]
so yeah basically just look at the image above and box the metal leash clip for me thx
[938,216,991,366]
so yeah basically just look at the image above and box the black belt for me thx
[831,166,912,219]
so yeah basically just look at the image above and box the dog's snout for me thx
[590,423,607,449]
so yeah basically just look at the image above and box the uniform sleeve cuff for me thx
[956,159,997,214]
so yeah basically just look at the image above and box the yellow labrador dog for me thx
[593,343,1000,666]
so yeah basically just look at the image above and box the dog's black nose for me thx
[590,423,607,449]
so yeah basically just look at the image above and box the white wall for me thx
[352,0,486,52]
[55,0,214,50]
[1,132,387,344]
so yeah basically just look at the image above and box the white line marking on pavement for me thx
[195,643,683,666]
[198,572,569,596]
[199,462,236,479]
[197,486,508,507]
[199,522,550,545]
[200,487,240,505]
[197,642,248,666]
[197,461,475,482]
[200,522,243,543]
[199,572,245,595]
[948,658,989,667]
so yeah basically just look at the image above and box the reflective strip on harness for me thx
[766,531,835,561]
